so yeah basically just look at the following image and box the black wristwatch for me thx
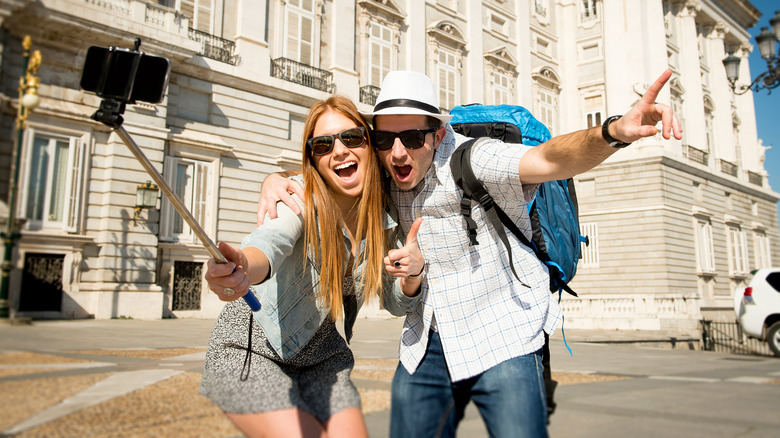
[601,115,631,148]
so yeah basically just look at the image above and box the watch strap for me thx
[602,115,631,148]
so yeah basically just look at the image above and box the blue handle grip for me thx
[243,290,262,311]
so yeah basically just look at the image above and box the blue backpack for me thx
[449,104,587,297]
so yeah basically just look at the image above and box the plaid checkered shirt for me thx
[390,126,563,382]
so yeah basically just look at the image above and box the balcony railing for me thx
[747,171,763,186]
[360,85,381,106]
[271,58,334,92]
[188,28,239,65]
[719,159,738,177]
[87,0,187,34]
[683,144,708,166]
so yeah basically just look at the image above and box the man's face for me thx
[373,114,444,191]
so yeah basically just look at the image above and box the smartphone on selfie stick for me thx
[80,39,261,312]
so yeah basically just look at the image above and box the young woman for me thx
[199,96,424,438]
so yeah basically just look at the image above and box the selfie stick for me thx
[91,100,261,312]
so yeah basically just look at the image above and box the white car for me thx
[733,268,780,356]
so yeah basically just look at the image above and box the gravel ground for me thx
[2,346,629,437]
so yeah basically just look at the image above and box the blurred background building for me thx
[0,0,777,336]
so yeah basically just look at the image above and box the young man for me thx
[258,70,682,437]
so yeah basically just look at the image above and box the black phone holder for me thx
[81,38,171,129]
[92,99,127,129]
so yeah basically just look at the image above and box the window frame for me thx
[283,0,317,66]
[579,222,599,268]
[159,154,218,243]
[17,126,89,234]
[177,0,215,34]
[695,217,716,274]
[437,47,459,110]
[492,70,511,105]
[753,230,772,270]
[580,0,598,22]
[368,21,394,88]
[727,224,749,276]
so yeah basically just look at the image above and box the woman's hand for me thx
[205,242,251,302]
[385,218,425,296]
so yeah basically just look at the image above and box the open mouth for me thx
[394,165,412,180]
[335,161,358,181]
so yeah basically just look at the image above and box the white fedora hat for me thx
[361,70,452,125]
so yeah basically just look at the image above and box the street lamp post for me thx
[723,10,780,95]
[0,36,42,319]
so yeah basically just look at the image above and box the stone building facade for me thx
[0,0,776,334]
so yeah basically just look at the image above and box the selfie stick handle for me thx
[114,126,262,312]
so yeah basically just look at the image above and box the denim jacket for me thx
[242,177,420,360]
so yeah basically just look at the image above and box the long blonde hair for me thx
[301,96,388,321]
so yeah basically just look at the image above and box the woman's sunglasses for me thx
[306,126,367,156]
[371,127,438,151]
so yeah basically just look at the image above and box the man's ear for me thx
[433,126,446,149]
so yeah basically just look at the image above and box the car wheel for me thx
[768,322,780,357]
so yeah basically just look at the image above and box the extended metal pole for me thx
[114,126,261,311]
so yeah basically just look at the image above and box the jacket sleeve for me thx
[240,194,305,279]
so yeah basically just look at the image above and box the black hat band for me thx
[373,98,440,115]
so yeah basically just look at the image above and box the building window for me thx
[671,91,686,146]
[20,130,87,233]
[160,156,214,242]
[537,88,556,135]
[584,94,604,128]
[492,71,511,105]
[704,106,714,152]
[579,222,599,268]
[727,225,749,276]
[754,231,772,269]
[179,0,214,33]
[581,0,597,21]
[368,21,393,87]
[172,261,203,311]
[696,218,715,273]
[438,48,458,110]
[586,111,602,128]
[284,0,316,65]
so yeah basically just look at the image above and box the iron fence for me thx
[719,159,738,177]
[172,261,203,311]
[683,144,709,165]
[747,170,763,186]
[701,319,772,356]
[188,28,239,65]
[271,58,334,93]
[360,85,381,106]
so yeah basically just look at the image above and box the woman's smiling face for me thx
[310,108,370,203]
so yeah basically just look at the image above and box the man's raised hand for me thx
[612,69,683,144]
[256,172,305,226]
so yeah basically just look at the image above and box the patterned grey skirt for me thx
[199,299,359,423]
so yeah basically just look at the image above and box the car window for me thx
[767,272,780,292]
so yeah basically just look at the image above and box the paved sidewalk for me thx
[1,317,777,437]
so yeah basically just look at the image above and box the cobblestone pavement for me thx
[1,317,778,437]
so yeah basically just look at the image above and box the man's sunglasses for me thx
[371,127,438,151]
[306,126,367,156]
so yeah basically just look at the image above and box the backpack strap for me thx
[451,138,579,297]
[451,138,528,288]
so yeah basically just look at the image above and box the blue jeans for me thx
[390,330,548,438]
